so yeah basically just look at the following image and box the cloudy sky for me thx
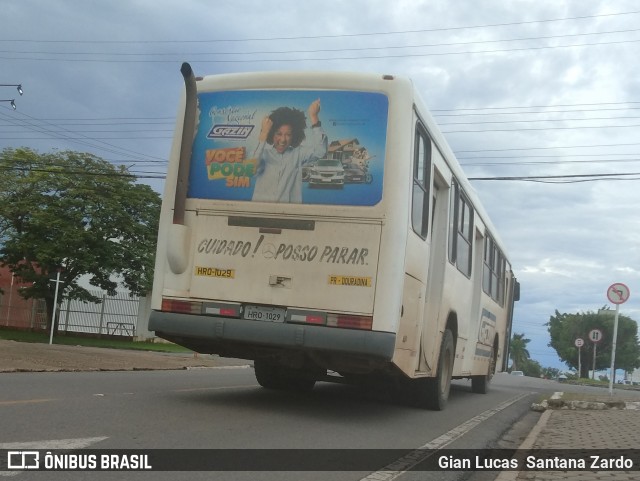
[2,1,639,370]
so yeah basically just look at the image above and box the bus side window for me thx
[411,124,432,238]
[483,235,507,306]
[448,180,474,277]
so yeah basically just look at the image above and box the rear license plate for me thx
[243,305,285,322]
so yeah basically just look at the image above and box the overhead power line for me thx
[0,164,165,180]
[442,123,640,133]
[2,10,638,44]
[453,141,640,154]
[439,115,640,126]
[468,172,640,183]
[0,109,166,163]
[3,38,640,63]
[431,101,640,112]
[461,158,640,168]
[3,27,639,57]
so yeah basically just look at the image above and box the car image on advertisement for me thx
[343,163,373,184]
[308,158,345,188]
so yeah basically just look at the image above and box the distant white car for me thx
[557,374,568,382]
[510,370,524,376]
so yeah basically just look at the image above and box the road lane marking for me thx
[0,436,108,450]
[359,392,531,481]
[186,365,250,370]
[0,399,57,407]
[172,385,257,393]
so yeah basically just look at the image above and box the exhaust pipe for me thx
[173,62,197,225]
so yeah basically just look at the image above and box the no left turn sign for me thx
[607,283,630,305]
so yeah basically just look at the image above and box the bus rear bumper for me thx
[149,310,396,361]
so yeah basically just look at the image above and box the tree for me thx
[541,366,560,380]
[509,332,530,371]
[0,147,161,331]
[516,358,541,378]
[547,309,640,379]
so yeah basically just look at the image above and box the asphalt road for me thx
[4,342,639,481]
[0,365,552,481]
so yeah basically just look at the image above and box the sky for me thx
[2,0,639,370]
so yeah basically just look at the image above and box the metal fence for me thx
[0,289,152,339]
[58,290,140,337]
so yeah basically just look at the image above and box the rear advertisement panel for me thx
[187,90,388,206]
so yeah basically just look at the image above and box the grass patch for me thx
[0,328,192,353]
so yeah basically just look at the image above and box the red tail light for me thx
[288,312,326,325]
[328,314,373,330]
[161,298,201,314]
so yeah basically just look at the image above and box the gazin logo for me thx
[207,124,254,139]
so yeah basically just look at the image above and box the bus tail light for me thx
[288,310,327,325]
[203,302,241,318]
[162,298,241,318]
[327,314,373,330]
[161,298,202,314]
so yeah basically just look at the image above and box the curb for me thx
[531,392,640,411]
[494,410,552,481]
[494,391,640,481]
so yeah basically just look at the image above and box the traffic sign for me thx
[607,283,630,305]
[589,329,603,343]
[574,338,584,348]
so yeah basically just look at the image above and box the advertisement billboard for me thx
[187,90,388,206]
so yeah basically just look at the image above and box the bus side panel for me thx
[393,274,425,375]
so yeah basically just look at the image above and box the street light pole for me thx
[0,84,23,95]
[608,302,621,395]
[1,83,23,110]
[48,270,64,345]
[605,282,631,396]
[0,99,16,110]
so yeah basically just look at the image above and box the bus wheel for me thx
[254,359,286,390]
[254,360,316,392]
[421,329,454,410]
[471,350,495,394]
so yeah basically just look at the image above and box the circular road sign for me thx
[589,329,603,343]
[607,282,630,305]
[575,338,584,348]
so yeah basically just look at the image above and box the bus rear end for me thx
[149,68,409,390]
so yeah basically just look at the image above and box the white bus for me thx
[149,64,519,410]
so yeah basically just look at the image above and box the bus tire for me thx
[471,349,495,394]
[254,359,316,392]
[421,329,454,410]
[254,359,286,390]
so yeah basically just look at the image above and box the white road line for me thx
[359,392,531,481]
[0,436,108,450]
[186,365,251,370]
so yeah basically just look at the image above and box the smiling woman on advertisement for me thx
[252,99,327,203]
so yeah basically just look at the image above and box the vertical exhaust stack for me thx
[167,63,197,275]
[173,62,197,226]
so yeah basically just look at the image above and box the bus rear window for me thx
[187,89,388,206]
